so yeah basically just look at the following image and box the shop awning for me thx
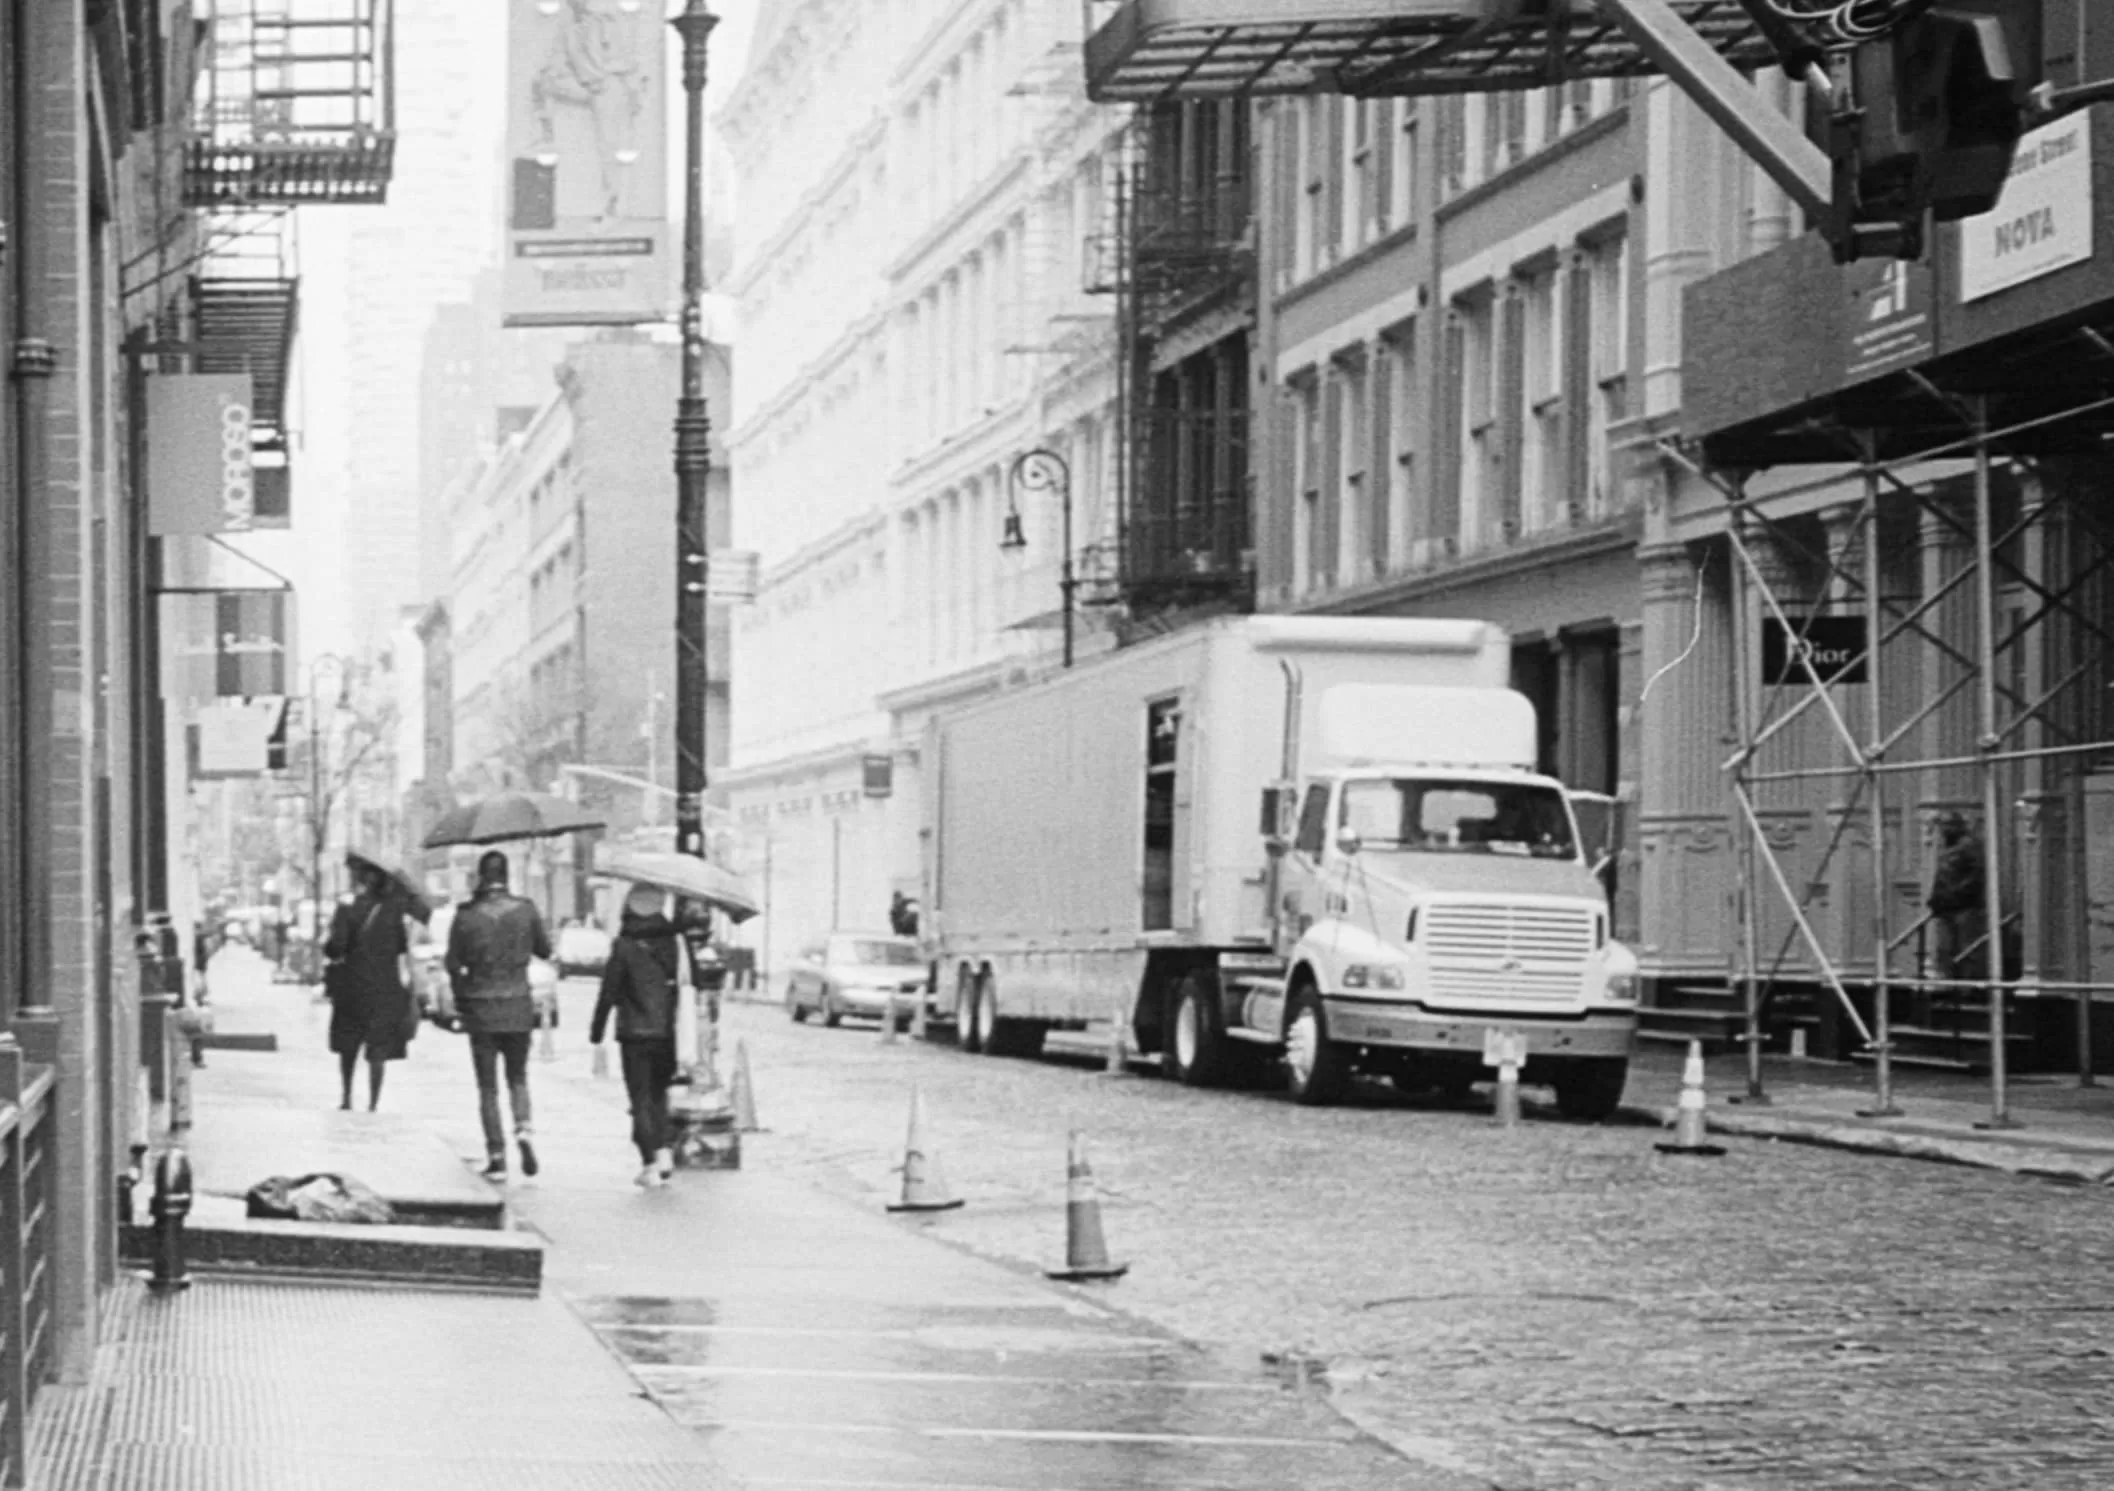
[1083,0,1771,103]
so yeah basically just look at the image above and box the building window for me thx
[1379,324,1416,567]
[1290,371,1322,593]
[1459,291,1497,549]
[1389,107,1417,233]
[1519,264,1562,536]
[1334,349,1369,584]
[1584,232,1630,521]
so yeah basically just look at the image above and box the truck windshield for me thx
[1340,778,1577,860]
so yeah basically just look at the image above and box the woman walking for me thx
[590,884,683,1186]
[323,855,421,1112]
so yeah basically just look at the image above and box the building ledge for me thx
[1289,512,1642,617]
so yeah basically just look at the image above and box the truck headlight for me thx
[1605,972,1639,1003]
[1342,964,1405,990]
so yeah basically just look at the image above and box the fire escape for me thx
[1118,99,1255,618]
[180,0,397,519]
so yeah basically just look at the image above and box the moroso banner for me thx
[160,591,297,704]
[146,373,270,535]
[502,0,672,327]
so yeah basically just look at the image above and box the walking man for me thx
[446,850,552,1180]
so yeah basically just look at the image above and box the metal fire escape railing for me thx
[1116,106,1255,612]
[1659,368,2114,1127]
[185,0,397,207]
[189,209,300,522]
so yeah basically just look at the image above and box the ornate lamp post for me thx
[1003,448,1076,668]
[671,0,718,863]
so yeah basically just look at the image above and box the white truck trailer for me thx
[922,615,1639,1117]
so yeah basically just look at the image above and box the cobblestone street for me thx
[707,993,2114,1490]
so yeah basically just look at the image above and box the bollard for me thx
[148,1147,194,1294]
[911,984,929,1042]
[880,989,901,1045]
[168,1036,194,1135]
[1493,1058,1522,1128]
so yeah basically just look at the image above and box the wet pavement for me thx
[40,947,1449,1490]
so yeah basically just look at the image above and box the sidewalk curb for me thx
[118,1214,544,1294]
[1620,1102,2114,1185]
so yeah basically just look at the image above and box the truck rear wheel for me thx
[1167,973,1231,1088]
[955,969,985,1053]
[1283,987,1351,1107]
[1552,1056,1629,1122]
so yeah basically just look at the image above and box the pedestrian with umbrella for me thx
[322,851,431,1113]
[426,793,605,1181]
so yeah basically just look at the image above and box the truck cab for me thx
[1233,684,1638,1117]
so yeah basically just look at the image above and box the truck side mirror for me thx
[1335,826,1362,857]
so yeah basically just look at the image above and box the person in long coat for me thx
[590,885,683,1187]
[323,858,417,1112]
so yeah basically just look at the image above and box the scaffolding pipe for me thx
[1732,781,1878,1049]
[1859,452,1902,1116]
[1729,506,1768,1103]
[1972,398,2021,1131]
[1738,736,2114,783]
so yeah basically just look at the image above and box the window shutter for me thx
[1368,346,1392,571]
[1319,375,1343,587]
[1497,288,1526,538]
[1564,255,1594,522]
[1372,103,1394,230]
[1323,101,1345,260]
[1434,318,1464,544]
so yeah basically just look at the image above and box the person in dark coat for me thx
[590,885,683,1187]
[1927,811,1987,990]
[322,859,417,1112]
[446,849,552,1180]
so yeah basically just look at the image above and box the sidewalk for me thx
[1618,1041,2114,1183]
[33,946,1438,1491]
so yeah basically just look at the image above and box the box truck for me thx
[922,615,1638,1116]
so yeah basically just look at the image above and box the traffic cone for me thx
[1045,1130,1128,1282]
[886,1086,964,1213]
[730,1040,761,1133]
[1654,1040,1727,1157]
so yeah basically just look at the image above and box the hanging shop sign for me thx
[1761,614,1868,687]
[146,373,259,535]
[502,0,672,327]
[190,698,288,779]
[1959,113,2095,305]
[160,591,296,703]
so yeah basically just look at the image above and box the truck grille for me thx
[1421,903,1593,1003]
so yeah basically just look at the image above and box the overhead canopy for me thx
[1083,0,1771,103]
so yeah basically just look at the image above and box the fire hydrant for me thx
[147,1147,193,1295]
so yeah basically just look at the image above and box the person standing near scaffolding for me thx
[1926,812,1986,1000]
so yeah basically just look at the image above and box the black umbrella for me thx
[421,792,606,849]
[345,848,433,924]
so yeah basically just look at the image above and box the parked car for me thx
[786,933,929,1027]
[554,921,612,978]
[413,905,560,1032]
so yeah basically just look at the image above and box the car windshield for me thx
[832,938,921,966]
[1340,778,1578,860]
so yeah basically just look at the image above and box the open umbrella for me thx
[345,848,433,924]
[422,792,606,849]
[595,847,760,924]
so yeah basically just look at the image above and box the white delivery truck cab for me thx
[922,614,1638,1116]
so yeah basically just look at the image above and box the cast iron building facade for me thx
[720,0,1129,972]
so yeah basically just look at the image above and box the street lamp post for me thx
[671,0,718,864]
[1003,448,1076,668]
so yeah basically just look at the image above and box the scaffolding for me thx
[1662,367,2114,1127]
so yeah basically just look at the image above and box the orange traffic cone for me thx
[886,1086,963,1212]
[730,1040,761,1133]
[1045,1131,1128,1281]
[1654,1041,1726,1157]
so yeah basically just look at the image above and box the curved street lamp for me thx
[1004,447,1076,668]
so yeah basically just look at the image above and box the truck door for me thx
[1278,780,1333,941]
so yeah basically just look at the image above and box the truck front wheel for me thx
[1552,1056,1629,1122]
[1283,987,1351,1107]
[1166,973,1231,1088]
